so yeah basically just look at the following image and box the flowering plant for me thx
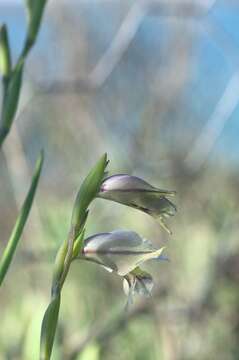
[40,154,177,360]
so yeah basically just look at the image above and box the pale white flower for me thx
[81,230,165,276]
[98,174,176,234]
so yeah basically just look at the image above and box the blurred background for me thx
[0,0,239,359]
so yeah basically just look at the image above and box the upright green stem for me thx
[39,154,108,360]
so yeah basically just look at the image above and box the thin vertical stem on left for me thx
[0,150,44,286]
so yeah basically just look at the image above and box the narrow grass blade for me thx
[0,150,44,286]
[40,293,61,360]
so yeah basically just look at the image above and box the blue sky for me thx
[1,1,239,164]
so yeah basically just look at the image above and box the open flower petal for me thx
[123,267,154,297]
[123,267,154,308]
[82,230,165,276]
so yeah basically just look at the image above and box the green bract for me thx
[71,153,108,236]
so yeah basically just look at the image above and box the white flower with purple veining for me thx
[98,174,177,234]
[79,230,166,304]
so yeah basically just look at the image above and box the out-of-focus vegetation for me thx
[0,1,239,359]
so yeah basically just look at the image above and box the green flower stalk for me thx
[40,154,108,360]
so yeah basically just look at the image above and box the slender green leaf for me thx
[0,150,44,286]
[40,294,61,360]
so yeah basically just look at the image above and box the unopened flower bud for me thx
[99,174,176,234]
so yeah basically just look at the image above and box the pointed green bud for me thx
[24,0,48,54]
[40,293,61,360]
[0,24,11,79]
[71,153,108,236]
